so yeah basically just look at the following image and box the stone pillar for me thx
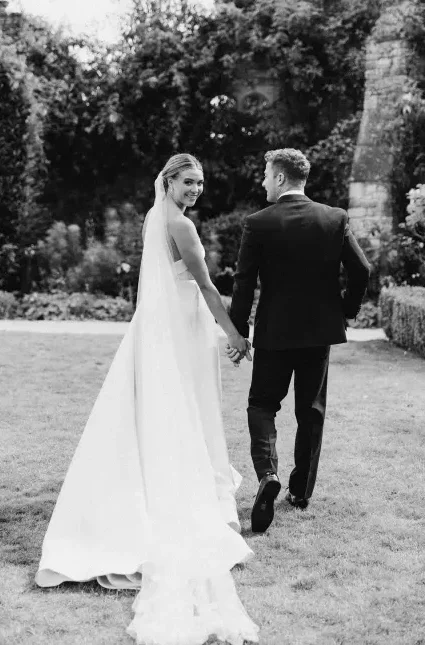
[348,1,415,268]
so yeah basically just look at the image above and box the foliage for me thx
[385,85,425,226]
[405,183,425,241]
[201,207,246,276]
[33,209,144,300]
[38,221,83,280]
[76,205,144,300]
[383,0,425,225]
[383,183,425,289]
[0,35,47,251]
[14,291,134,321]
[349,300,379,329]
[101,0,379,213]
[201,206,254,294]
[0,0,383,293]
[0,290,19,319]
[385,234,425,288]
[110,203,144,302]
[306,112,362,208]
[379,286,425,357]
[0,244,21,291]
[78,242,121,297]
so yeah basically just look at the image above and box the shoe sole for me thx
[251,480,281,533]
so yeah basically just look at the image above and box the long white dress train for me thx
[35,176,259,645]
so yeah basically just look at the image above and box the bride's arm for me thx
[170,218,249,355]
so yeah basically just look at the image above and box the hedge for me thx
[379,286,425,357]
[0,291,134,322]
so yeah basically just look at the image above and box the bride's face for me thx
[168,168,204,210]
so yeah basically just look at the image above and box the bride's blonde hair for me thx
[161,154,203,192]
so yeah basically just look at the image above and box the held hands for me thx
[225,334,252,368]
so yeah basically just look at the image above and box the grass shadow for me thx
[27,575,135,597]
[0,498,54,569]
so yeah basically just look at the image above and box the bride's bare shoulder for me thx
[168,216,197,241]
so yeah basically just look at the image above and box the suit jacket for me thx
[229,194,371,350]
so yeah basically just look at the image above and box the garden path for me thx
[0,319,387,341]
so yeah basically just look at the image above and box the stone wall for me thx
[232,71,280,111]
[231,61,280,111]
[348,1,416,268]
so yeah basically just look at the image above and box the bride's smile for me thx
[167,168,204,211]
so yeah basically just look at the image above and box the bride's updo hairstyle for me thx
[161,154,203,192]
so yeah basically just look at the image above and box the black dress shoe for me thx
[251,473,281,533]
[284,490,309,510]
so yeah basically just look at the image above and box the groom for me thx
[227,148,370,533]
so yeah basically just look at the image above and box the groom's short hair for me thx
[265,148,311,182]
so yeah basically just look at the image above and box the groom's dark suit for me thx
[229,193,370,501]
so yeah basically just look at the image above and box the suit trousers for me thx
[248,345,330,500]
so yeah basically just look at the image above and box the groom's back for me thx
[247,194,348,349]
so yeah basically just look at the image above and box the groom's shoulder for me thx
[311,198,347,219]
[244,204,280,228]
[309,199,349,228]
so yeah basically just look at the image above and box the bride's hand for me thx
[226,335,252,367]
[154,172,165,198]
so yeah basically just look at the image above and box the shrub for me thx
[41,221,83,276]
[79,242,121,296]
[18,292,68,320]
[115,207,145,305]
[384,183,425,289]
[349,301,379,329]
[0,244,21,292]
[0,290,19,319]
[379,286,425,357]
[405,183,425,237]
[201,208,247,275]
[384,234,425,288]
[15,291,134,321]
[67,293,133,321]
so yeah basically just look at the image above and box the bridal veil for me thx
[36,172,259,645]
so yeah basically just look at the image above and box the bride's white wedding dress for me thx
[35,174,259,645]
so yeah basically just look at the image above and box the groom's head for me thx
[262,149,311,203]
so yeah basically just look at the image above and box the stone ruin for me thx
[347,0,418,269]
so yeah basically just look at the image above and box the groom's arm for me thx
[229,217,261,338]
[340,215,371,319]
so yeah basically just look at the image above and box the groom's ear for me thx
[277,172,285,186]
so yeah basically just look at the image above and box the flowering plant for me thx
[405,184,425,242]
[384,184,425,288]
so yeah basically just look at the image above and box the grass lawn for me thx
[1,331,425,645]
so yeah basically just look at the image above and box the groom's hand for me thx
[225,340,252,367]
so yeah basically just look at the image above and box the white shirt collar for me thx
[278,189,305,197]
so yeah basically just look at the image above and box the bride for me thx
[35,153,259,645]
